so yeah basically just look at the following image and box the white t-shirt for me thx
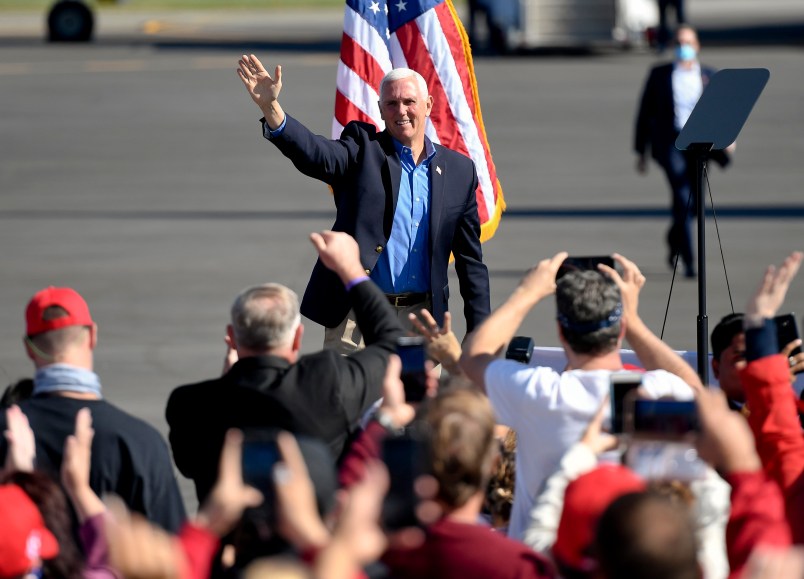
[485,359,694,541]
[672,62,703,131]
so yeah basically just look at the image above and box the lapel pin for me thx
[436,166,442,175]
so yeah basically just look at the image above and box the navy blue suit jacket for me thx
[634,62,719,164]
[266,115,491,331]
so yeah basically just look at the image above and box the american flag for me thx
[333,0,505,242]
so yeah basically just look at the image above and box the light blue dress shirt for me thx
[266,116,434,294]
[371,137,435,294]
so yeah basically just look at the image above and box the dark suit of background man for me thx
[634,25,730,279]
[237,54,491,354]
[166,231,403,504]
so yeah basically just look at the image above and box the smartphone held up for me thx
[775,313,802,367]
[397,336,428,402]
[556,255,615,281]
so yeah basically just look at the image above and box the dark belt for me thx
[386,292,428,307]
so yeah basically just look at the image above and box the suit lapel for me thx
[381,131,402,239]
[429,146,446,255]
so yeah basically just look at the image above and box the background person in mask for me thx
[634,25,732,279]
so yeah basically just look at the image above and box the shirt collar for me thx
[392,135,436,164]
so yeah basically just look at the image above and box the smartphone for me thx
[505,336,535,364]
[556,256,615,281]
[241,431,281,521]
[775,313,802,362]
[624,440,707,482]
[397,336,428,402]
[381,434,428,531]
[610,373,643,434]
[630,399,699,440]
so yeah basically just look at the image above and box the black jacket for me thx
[166,279,403,504]
[0,395,186,533]
[634,62,729,167]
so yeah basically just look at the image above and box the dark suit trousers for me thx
[659,146,697,271]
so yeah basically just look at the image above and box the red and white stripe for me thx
[333,0,504,240]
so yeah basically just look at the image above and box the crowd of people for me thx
[2,235,803,578]
[1,30,802,579]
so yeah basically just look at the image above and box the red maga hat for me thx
[0,484,60,578]
[25,286,93,336]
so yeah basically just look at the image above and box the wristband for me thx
[345,276,370,292]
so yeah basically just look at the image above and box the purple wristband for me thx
[345,276,370,292]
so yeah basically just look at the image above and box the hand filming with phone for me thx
[609,373,707,482]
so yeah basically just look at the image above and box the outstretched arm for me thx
[599,253,702,390]
[738,252,804,542]
[460,251,568,391]
[237,54,285,129]
[695,387,791,577]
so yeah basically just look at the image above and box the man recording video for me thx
[460,252,701,540]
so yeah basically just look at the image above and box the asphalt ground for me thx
[1,3,803,512]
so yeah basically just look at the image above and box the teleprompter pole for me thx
[674,68,769,385]
[689,143,713,385]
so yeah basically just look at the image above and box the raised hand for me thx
[745,251,803,327]
[598,253,647,325]
[61,408,105,522]
[237,54,281,107]
[274,431,330,551]
[580,397,619,455]
[196,429,263,537]
[3,405,35,473]
[237,54,285,127]
[61,408,94,494]
[517,251,568,303]
[408,310,461,373]
[310,230,365,284]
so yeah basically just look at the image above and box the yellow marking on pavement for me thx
[142,20,165,35]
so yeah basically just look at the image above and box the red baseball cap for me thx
[552,464,646,571]
[25,287,93,337]
[0,485,60,578]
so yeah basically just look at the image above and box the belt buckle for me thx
[391,295,403,307]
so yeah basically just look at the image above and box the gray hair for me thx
[555,270,622,356]
[230,283,301,351]
[380,68,429,100]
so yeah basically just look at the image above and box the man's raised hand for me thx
[237,54,283,122]
[310,231,365,284]
[517,251,568,302]
[599,253,647,325]
[745,251,803,327]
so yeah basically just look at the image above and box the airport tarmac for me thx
[1,4,803,512]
